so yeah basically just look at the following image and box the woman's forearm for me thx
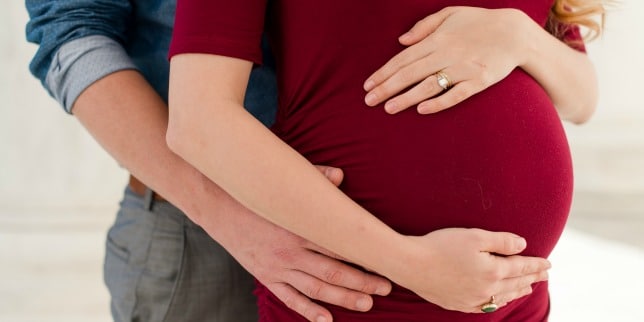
[167,54,412,278]
[517,12,599,124]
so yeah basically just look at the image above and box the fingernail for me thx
[365,93,378,106]
[384,100,398,114]
[316,316,328,322]
[364,79,375,91]
[417,103,431,114]
[325,167,337,178]
[515,237,527,251]
[376,284,391,296]
[356,297,371,311]
[399,32,412,42]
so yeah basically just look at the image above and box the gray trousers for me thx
[104,188,258,322]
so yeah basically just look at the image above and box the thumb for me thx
[398,7,454,45]
[314,165,344,187]
[479,230,527,256]
[304,241,350,263]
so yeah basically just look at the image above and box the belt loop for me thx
[143,188,155,210]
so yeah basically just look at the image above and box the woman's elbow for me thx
[571,103,596,125]
[560,99,597,125]
[560,75,599,125]
[166,110,193,159]
[569,87,599,125]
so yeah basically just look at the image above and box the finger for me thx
[505,257,551,279]
[313,165,344,187]
[470,229,528,256]
[497,255,551,280]
[364,40,437,92]
[383,66,469,114]
[281,269,377,312]
[417,77,484,114]
[502,270,549,294]
[492,284,534,309]
[293,250,392,296]
[303,240,351,263]
[398,7,456,45]
[365,55,444,109]
[268,282,333,322]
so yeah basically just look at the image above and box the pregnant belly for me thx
[274,70,572,259]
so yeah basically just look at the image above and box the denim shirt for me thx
[25,0,277,127]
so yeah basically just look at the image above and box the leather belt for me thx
[128,175,166,202]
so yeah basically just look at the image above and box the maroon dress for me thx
[170,1,581,320]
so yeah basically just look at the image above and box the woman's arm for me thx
[167,53,551,313]
[363,6,598,124]
[520,16,598,123]
[168,54,407,275]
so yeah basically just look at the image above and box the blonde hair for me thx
[547,0,607,42]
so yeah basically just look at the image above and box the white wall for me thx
[565,1,644,197]
[1,2,126,212]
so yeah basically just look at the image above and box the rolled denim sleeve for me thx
[26,0,136,113]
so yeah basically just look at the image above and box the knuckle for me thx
[413,19,425,31]
[419,78,437,93]
[340,295,358,310]
[303,282,324,299]
[387,56,404,72]
[504,236,516,253]
[272,247,294,262]
[397,66,417,83]
[468,229,486,244]
[374,83,393,99]
[451,87,470,103]
[280,291,299,311]
[323,267,345,285]
[358,279,376,294]
[474,62,493,87]
[486,268,503,281]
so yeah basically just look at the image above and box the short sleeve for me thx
[169,0,268,64]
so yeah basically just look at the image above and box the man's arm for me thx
[72,70,390,321]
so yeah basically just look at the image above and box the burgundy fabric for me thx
[171,1,577,321]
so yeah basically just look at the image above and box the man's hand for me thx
[211,165,391,322]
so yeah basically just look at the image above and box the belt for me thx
[128,175,166,202]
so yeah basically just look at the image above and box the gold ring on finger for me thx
[436,71,452,91]
[481,295,499,313]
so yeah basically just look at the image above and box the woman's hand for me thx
[386,228,550,313]
[363,7,532,115]
[364,6,598,123]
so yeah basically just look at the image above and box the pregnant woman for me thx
[167,0,605,320]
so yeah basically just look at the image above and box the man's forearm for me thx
[73,70,394,320]
[72,69,246,237]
